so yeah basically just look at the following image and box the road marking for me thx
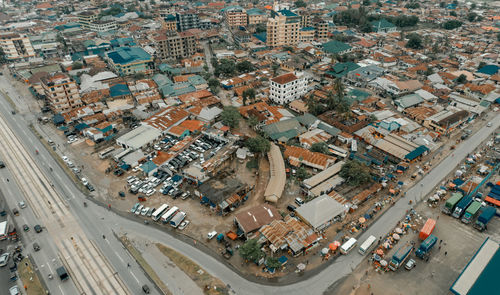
[116,253,125,263]
[129,271,140,284]
[59,285,66,295]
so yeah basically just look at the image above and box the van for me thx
[340,238,357,254]
[208,231,217,239]
[358,235,376,255]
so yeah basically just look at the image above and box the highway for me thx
[0,71,499,294]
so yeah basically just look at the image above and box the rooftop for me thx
[106,47,152,65]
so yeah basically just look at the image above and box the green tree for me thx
[368,114,378,123]
[236,60,254,73]
[271,63,280,76]
[455,74,467,84]
[296,166,310,180]
[248,115,259,128]
[72,62,83,70]
[450,11,457,17]
[214,58,236,77]
[478,61,486,70]
[310,142,329,154]
[295,0,307,8]
[221,106,241,128]
[208,78,220,93]
[133,73,145,79]
[242,88,256,106]
[246,136,271,155]
[443,20,462,30]
[362,0,371,6]
[406,33,423,49]
[306,97,326,116]
[467,12,479,22]
[255,23,266,33]
[239,239,264,262]
[405,3,420,9]
[498,33,500,42]
[340,160,372,186]
[266,257,282,269]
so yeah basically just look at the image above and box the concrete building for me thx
[311,17,328,41]
[225,6,247,27]
[269,72,307,104]
[246,8,267,25]
[41,73,82,113]
[161,14,177,31]
[88,20,117,32]
[77,10,99,28]
[0,33,35,60]
[266,10,301,47]
[106,47,154,76]
[176,12,200,31]
[155,31,198,60]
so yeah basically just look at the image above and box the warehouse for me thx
[295,195,347,231]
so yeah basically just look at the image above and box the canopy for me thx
[380,260,388,266]
[329,243,338,251]
[393,233,400,240]
[297,263,306,270]
[321,248,329,255]
[395,228,403,234]
[383,242,390,249]
[376,249,384,255]
[359,217,366,223]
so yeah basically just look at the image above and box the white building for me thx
[0,33,35,60]
[269,72,307,105]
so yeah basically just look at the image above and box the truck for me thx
[474,206,496,231]
[388,243,414,271]
[442,192,463,215]
[461,201,482,224]
[415,234,438,261]
[419,218,436,240]
[56,266,69,281]
[452,195,473,219]
[170,211,186,228]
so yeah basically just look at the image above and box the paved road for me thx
[1,69,499,294]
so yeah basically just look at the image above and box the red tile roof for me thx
[271,73,298,85]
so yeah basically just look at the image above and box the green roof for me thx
[106,47,152,65]
[262,118,306,141]
[371,19,396,30]
[247,8,266,16]
[322,40,352,54]
[326,62,360,78]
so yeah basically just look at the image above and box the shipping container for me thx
[419,218,436,240]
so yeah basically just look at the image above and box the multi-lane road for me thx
[0,71,499,295]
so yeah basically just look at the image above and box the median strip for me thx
[18,257,48,295]
[0,89,19,112]
[156,243,229,295]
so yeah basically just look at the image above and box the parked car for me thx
[33,243,40,252]
[405,258,416,270]
[141,207,149,216]
[207,231,217,240]
[178,220,190,230]
[86,184,95,192]
[287,204,297,212]
[0,161,5,168]
[12,208,19,216]
[295,198,304,206]
[0,253,10,266]
[9,285,20,295]
[131,203,140,213]
[22,224,29,232]
[181,192,190,200]
[34,225,43,233]
[18,201,26,209]
[135,205,144,215]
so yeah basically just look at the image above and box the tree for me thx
[306,97,326,116]
[242,88,256,106]
[450,11,457,17]
[406,33,423,49]
[362,0,371,6]
[221,106,241,128]
[255,23,266,33]
[266,257,282,269]
[72,62,83,70]
[340,160,372,186]
[310,142,329,154]
[239,239,264,262]
[214,58,235,77]
[295,0,307,8]
[296,167,310,180]
[368,114,378,123]
[236,60,254,73]
[248,115,259,128]
[467,12,479,22]
[455,74,467,84]
[443,20,462,30]
[471,3,477,9]
[208,78,219,94]
[246,136,271,155]
[405,3,420,9]
[271,63,280,76]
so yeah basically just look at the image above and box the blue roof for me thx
[110,37,135,48]
[300,27,316,31]
[278,9,298,17]
[253,32,267,42]
[110,83,131,97]
[106,47,152,65]
[140,160,157,174]
[75,123,90,131]
[405,145,429,161]
[477,65,499,76]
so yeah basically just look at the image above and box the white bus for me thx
[160,206,178,223]
[340,238,357,255]
[152,204,169,221]
[350,140,358,153]
[0,221,7,241]
[328,144,348,158]
[98,147,115,159]
[170,212,186,228]
[358,235,377,255]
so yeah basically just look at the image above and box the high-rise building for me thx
[266,10,301,47]
[155,31,198,60]
[176,12,200,31]
[41,73,82,113]
[269,72,307,105]
[225,7,247,27]
[0,33,35,60]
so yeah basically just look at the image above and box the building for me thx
[106,47,154,76]
[77,10,99,28]
[311,17,328,41]
[371,19,397,33]
[234,204,281,238]
[41,73,82,113]
[0,33,35,60]
[322,40,352,55]
[295,194,347,231]
[269,72,307,104]
[246,8,267,25]
[155,31,198,60]
[225,6,247,27]
[176,12,200,31]
[161,14,177,31]
[88,20,117,32]
[266,9,301,47]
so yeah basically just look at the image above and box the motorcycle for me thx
[48,273,53,280]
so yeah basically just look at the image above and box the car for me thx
[34,224,43,233]
[181,192,190,200]
[147,208,155,217]
[295,197,304,206]
[33,243,40,252]
[141,207,149,216]
[81,178,89,186]
[178,220,190,230]
[62,156,69,162]
[145,189,155,197]
[18,201,26,209]
[9,285,20,295]
[0,161,5,168]
[405,258,416,270]
[22,224,29,232]
[48,139,55,146]
[12,208,19,216]
[0,253,10,266]
[487,122,492,127]
[287,204,297,212]
[135,205,144,215]
[66,161,74,168]
[207,231,217,240]
[72,167,81,174]
[86,184,95,192]
[131,203,140,213]
[142,284,150,294]
[132,166,140,172]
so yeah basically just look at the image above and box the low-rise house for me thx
[295,194,347,231]
[283,145,336,171]
[234,204,281,239]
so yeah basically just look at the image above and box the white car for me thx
[19,201,26,209]
[135,205,143,215]
[0,252,10,266]
[62,156,69,162]
[207,231,217,240]
[141,207,149,216]
[9,286,20,295]
[132,166,140,172]
[81,178,89,186]
[145,189,155,197]
[178,220,190,230]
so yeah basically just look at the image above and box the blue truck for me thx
[452,195,473,219]
[474,207,496,231]
[415,234,438,261]
[388,243,414,271]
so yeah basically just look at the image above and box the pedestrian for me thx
[438,246,441,250]
[440,239,442,244]
[445,251,447,256]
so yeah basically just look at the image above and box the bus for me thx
[170,212,186,228]
[328,144,348,158]
[0,221,7,240]
[98,147,115,159]
[340,238,357,255]
[350,140,358,153]
[152,204,169,221]
[358,235,377,255]
[160,206,178,223]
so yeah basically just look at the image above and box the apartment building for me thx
[247,8,267,25]
[311,17,328,41]
[225,7,247,27]
[88,20,118,32]
[266,10,301,47]
[155,31,198,60]
[41,73,82,113]
[106,47,154,76]
[161,14,177,31]
[176,12,200,31]
[78,10,99,28]
[269,72,307,104]
[0,33,35,60]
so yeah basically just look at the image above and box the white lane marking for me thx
[129,271,140,284]
[116,253,124,263]
[58,285,66,295]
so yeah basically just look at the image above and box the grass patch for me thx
[246,158,258,170]
[18,257,47,295]
[0,90,19,112]
[156,243,229,295]
[119,236,172,295]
